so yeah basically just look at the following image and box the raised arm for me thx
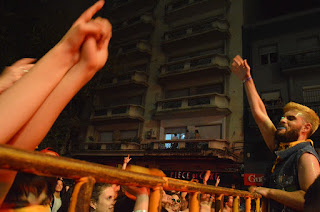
[0,1,110,206]
[0,0,106,145]
[231,55,277,151]
[8,16,112,150]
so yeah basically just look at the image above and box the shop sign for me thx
[244,173,264,186]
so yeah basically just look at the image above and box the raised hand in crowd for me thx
[0,58,36,94]
[122,154,132,170]
[215,176,220,187]
[231,55,251,81]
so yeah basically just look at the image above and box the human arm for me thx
[122,155,132,170]
[231,55,277,151]
[8,17,112,150]
[250,186,305,211]
[0,0,106,145]
[215,176,220,187]
[298,153,320,191]
[122,186,149,212]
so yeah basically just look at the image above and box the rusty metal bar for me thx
[189,192,200,212]
[68,176,95,212]
[215,194,224,212]
[149,187,161,212]
[0,144,261,199]
[245,197,251,212]
[255,198,260,212]
[233,196,240,212]
[261,198,267,212]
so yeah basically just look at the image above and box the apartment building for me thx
[71,0,245,187]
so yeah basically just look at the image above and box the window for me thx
[303,86,320,103]
[165,89,189,99]
[164,127,187,140]
[120,130,138,140]
[196,84,223,94]
[100,132,113,143]
[259,45,278,65]
[261,91,282,107]
[195,125,222,139]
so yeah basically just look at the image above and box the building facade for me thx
[71,0,245,187]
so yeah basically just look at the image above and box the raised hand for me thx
[124,155,132,164]
[58,0,109,65]
[203,170,211,185]
[231,55,251,81]
[0,58,36,93]
[215,176,220,187]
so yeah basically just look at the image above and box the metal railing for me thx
[0,144,263,212]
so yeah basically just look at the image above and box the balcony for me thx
[159,53,229,82]
[162,18,229,53]
[165,0,229,22]
[108,0,157,22]
[111,40,152,63]
[70,138,239,161]
[97,71,148,91]
[112,15,154,44]
[280,48,320,74]
[91,104,144,123]
[154,93,230,119]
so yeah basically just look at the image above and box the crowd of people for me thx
[0,0,320,211]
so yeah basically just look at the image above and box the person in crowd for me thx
[201,170,220,212]
[51,178,63,212]
[90,183,116,212]
[0,148,60,211]
[232,55,320,211]
[304,174,320,212]
[222,196,233,212]
[0,0,112,206]
[114,155,149,212]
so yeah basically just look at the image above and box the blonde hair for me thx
[283,102,319,136]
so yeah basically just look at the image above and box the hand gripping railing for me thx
[0,144,262,212]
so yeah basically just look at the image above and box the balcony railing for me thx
[71,138,240,160]
[113,15,154,43]
[97,71,148,89]
[0,144,262,212]
[108,0,157,21]
[160,53,229,76]
[280,48,320,73]
[72,141,142,152]
[112,40,152,63]
[91,104,144,122]
[162,18,229,52]
[165,0,229,22]
[156,93,229,111]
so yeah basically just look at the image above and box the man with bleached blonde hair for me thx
[232,55,320,212]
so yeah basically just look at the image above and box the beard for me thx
[275,127,300,143]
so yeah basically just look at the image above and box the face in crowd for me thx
[91,184,116,212]
[225,196,233,208]
[55,179,63,193]
[170,194,181,212]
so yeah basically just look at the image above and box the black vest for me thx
[264,142,320,212]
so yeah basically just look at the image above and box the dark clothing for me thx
[264,141,320,212]
[114,195,135,212]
